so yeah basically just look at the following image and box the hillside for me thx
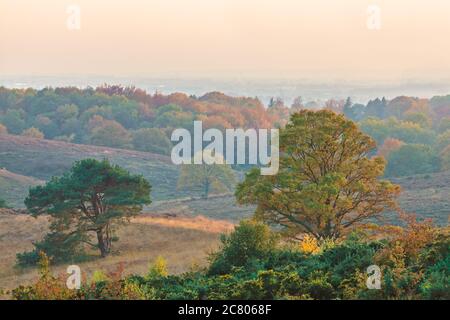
[0,168,43,208]
[0,134,191,203]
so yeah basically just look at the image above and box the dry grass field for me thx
[0,209,234,297]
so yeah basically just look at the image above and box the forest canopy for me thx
[0,86,449,177]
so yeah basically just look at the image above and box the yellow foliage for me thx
[299,235,320,254]
[147,256,168,278]
[90,270,109,284]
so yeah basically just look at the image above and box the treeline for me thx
[350,96,450,176]
[0,86,449,176]
[0,86,276,155]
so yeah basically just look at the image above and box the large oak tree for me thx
[236,110,400,240]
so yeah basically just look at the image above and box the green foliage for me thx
[436,129,450,152]
[91,270,109,284]
[385,144,440,177]
[10,222,449,300]
[16,231,88,267]
[21,158,151,262]
[147,256,169,279]
[236,110,400,240]
[89,119,132,148]
[404,112,432,128]
[1,109,26,134]
[208,220,277,275]
[360,117,436,145]
[419,258,450,300]
[178,160,236,199]
[0,86,447,179]
[132,128,172,155]
[437,117,450,134]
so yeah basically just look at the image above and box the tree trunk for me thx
[203,181,210,199]
[97,225,111,257]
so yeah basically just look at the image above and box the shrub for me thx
[147,256,168,279]
[208,220,277,275]
[16,232,88,267]
[420,259,450,300]
[21,127,44,139]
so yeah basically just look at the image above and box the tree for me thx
[377,138,405,159]
[324,99,345,114]
[440,145,450,171]
[360,117,436,145]
[437,117,450,134]
[21,127,44,139]
[89,117,132,149]
[236,110,400,240]
[132,128,172,155]
[364,97,387,119]
[208,220,277,275]
[343,98,365,121]
[291,96,304,109]
[436,130,450,152]
[25,159,151,257]
[404,112,432,128]
[1,109,26,134]
[385,144,440,177]
[268,97,285,109]
[177,153,236,199]
[55,104,79,124]
[153,104,194,129]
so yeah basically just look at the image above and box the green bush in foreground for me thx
[10,219,449,300]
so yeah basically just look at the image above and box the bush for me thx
[132,128,172,155]
[419,255,450,300]
[16,232,88,267]
[21,127,44,139]
[208,220,277,275]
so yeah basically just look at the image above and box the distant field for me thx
[0,209,231,296]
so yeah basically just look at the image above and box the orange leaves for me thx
[377,138,405,159]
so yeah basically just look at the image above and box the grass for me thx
[391,171,450,225]
[0,168,43,208]
[0,209,233,296]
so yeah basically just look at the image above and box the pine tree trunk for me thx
[203,181,210,199]
[97,226,111,257]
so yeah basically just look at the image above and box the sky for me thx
[1,0,450,81]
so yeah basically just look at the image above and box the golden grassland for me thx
[0,210,233,296]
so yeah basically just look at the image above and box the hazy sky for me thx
[1,0,450,80]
